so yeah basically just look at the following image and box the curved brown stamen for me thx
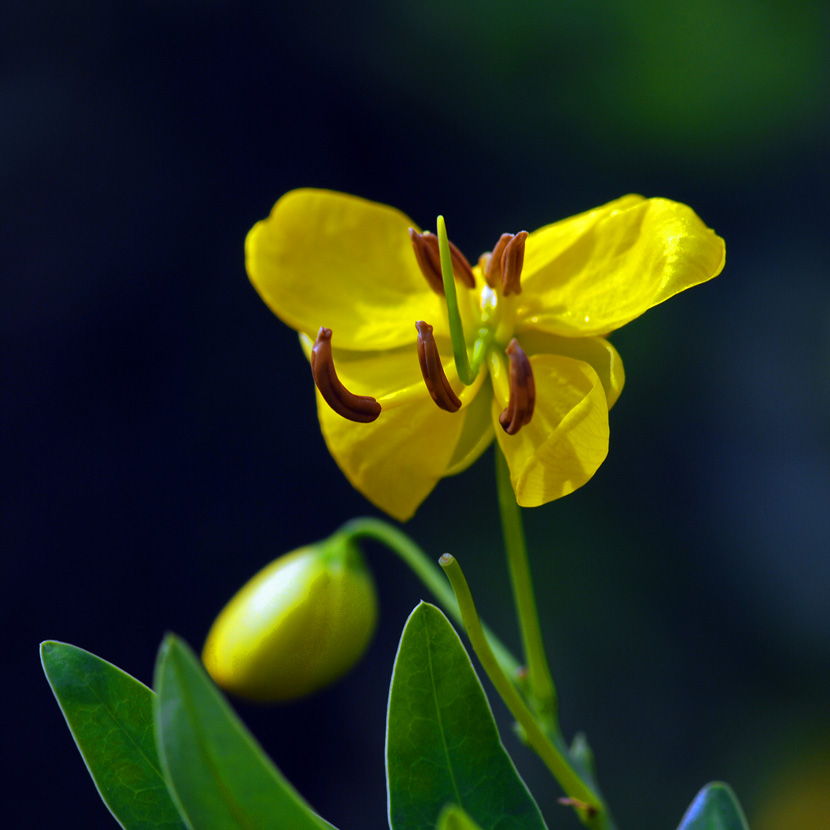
[486,233,513,288]
[447,238,476,288]
[498,339,535,435]
[310,328,381,423]
[409,229,443,294]
[415,321,462,413]
[500,231,528,296]
[409,229,476,293]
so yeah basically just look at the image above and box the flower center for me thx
[410,219,536,435]
[307,218,535,435]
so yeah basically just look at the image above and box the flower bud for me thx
[202,534,378,701]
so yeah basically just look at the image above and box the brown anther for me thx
[415,321,462,413]
[485,233,513,288]
[409,229,476,294]
[448,238,476,288]
[500,230,528,296]
[498,339,535,435]
[310,328,381,423]
[409,229,443,294]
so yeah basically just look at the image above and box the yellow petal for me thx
[300,334,486,521]
[246,189,446,350]
[514,329,625,409]
[444,376,496,476]
[491,354,610,507]
[517,197,725,337]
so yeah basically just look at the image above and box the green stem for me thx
[495,447,558,725]
[436,215,475,385]
[338,517,519,679]
[440,554,614,830]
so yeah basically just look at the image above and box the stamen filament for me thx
[436,215,476,386]
[415,321,462,412]
[310,328,381,423]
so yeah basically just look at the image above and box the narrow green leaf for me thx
[436,805,485,830]
[154,634,336,830]
[40,640,186,830]
[386,602,547,830]
[676,782,750,830]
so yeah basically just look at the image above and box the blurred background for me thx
[4,1,829,827]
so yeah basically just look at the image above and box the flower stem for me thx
[440,553,615,830]
[494,446,559,727]
[436,215,475,385]
[338,517,519,678]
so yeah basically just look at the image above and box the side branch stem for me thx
[440,554,615,830]
[338,517,519,678]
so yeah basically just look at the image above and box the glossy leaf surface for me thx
[677,782,750,830]
[40,640,185,830]
[386,603,547,830]
[154,634,336,830]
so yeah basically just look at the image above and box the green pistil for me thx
[470,326,495,375]
[437,215,476,386]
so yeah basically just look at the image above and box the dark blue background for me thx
[5,2,829,828]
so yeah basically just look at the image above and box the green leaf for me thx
[436,805,485,830]
[677,782,750,830]
[153,634,336,830]
[386,602,547,830]
[40,640,186,830]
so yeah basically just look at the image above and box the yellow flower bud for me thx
[202,535,378,701]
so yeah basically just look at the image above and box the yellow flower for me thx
[246,189,724,521]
